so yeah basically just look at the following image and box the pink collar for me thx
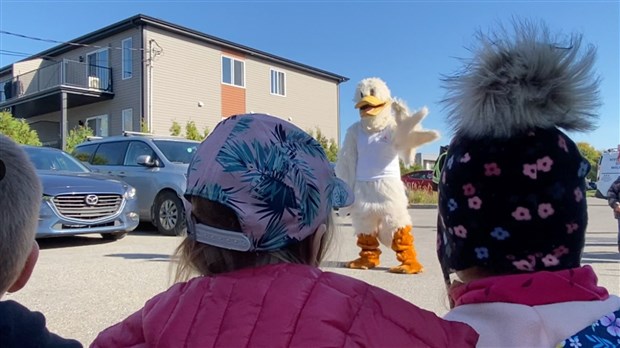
[450,265,609,307]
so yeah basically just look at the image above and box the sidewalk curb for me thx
[408,204,438,209]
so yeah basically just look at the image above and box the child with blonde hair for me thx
[92,113,478,347]
[0,135,82,347]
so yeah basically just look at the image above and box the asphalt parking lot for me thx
[6,198,619,345]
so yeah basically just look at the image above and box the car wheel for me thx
[101,232,127,240]
[154,191,186,236]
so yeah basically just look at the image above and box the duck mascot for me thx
[335,77,440,274]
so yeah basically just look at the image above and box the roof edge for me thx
[1,14,349,83]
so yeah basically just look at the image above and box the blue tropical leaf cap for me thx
[184,113,353,252]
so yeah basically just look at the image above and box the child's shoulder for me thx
[0,300,82,347]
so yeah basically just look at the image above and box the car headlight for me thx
[124,187,137,199]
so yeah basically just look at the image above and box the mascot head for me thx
[354,77,393,133]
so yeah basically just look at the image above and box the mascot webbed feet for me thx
[346,234,381,270]
[389,226,424,274]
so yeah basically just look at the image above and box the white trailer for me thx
[595,147,620,199]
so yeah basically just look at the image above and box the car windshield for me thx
[153,140,198,164]
[23,146,91,173]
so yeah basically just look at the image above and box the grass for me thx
[405,188,598,204]
[405,184,438,205]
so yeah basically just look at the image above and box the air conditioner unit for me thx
[88,76,100,89]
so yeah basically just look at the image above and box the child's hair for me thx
[174,197,333,281]
[0,135,42,295]
[176,113,352,281]
[437,19,600,281]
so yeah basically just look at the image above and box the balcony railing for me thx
[0,59,112,103]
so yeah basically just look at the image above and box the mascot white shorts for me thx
[351,178,411,246]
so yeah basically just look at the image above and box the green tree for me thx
[185,121,202,141]
[400,160,423,175]
[307,127,338,162]
[66,125,94,155]
[0,111,41,146]
[577,142,602,182]
[170,121,181,136]
[203,126,211,139]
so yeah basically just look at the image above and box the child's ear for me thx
[8,241,39,293]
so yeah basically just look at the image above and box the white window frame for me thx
[86,114,109,137]
[86,47,110,90]
[122,38,132,80]
[270,69,286,96]
[122,108,133,131]
[221,55,245,88]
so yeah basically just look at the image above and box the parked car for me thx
[22,145,139,240]
[73,132,200,236]
[401,170,434,190]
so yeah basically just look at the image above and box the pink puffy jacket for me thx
[91,264,477,347]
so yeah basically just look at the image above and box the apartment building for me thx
[0,14,348,149]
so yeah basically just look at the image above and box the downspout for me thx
[139,21,146,132]
[148,38,153,133]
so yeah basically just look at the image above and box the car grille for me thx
[52,194,123,221]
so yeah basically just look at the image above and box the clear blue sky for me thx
[1,1,618,154]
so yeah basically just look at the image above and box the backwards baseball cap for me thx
[184,113,353,252]
[437,19,600,278]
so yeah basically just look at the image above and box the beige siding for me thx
[245,59,340,143]
[144,27,222,136]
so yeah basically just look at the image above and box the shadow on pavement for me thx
[105,253,171,262]
[37,236,115,249]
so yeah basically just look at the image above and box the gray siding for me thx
[22,28,143,136]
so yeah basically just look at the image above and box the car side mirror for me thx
[137,155,158,167]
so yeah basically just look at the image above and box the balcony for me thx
[0,59,114,118]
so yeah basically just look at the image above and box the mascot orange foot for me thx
[389,225,424,274]
[346,234,381,269]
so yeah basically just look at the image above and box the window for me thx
[124,141,155,166]
[221,56,245,87]
[270,69,286,96]
[86,115,109,137]
[92,142,128,166]
[122,38,132,80]
[122,108,133,131]
[73,144,97,162]
[86,48,110,90]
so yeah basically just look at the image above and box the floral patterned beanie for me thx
[437,19,601,279]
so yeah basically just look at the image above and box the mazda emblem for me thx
[85,195,99,206]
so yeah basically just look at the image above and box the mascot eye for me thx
[360,91,364,99]
[370,88,375,96]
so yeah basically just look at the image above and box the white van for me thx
[595,147,620,199]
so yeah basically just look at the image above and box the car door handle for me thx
[117,172,126,177]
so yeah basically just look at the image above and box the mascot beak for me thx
[355,96,389,117]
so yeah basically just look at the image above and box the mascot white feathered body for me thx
[336,77,440,274]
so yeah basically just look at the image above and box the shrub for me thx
[185,121,202,141]
[406,184,438,205]
[169,121,181,136]
[0,111,41,146]
[66,125,94,154]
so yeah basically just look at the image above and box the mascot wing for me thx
[392,98,440,166]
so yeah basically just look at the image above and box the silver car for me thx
[23,146,139,240]
[73,132,200,236]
